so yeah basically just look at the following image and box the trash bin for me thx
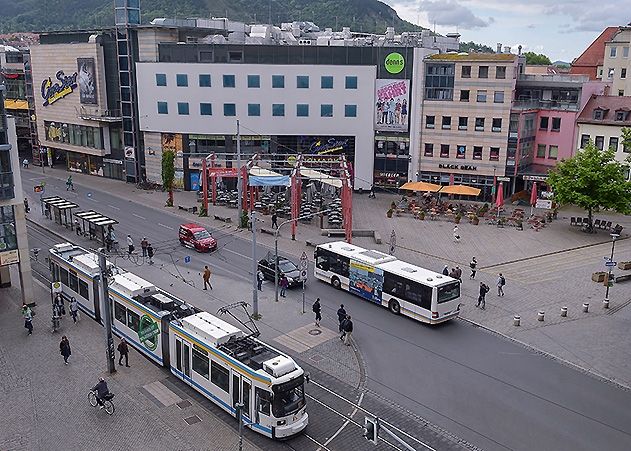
[537,311,545,322]
[582,303,589,313]
[560,307,568,317]
[513,315,520,326]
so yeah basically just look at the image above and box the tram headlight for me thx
[277,419,287,426]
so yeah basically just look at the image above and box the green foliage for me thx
[547,142,631,229]
[161,149,175,207]
[622,127,631,162]
[523,51,552,65]
[459,41,494,53]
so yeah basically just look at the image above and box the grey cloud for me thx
[419,0,490,29]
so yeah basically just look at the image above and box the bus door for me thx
[175,337,191,381]
[232,374,252,422]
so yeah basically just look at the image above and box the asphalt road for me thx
[25,174,631,451]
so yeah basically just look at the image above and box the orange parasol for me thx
[399,181,442,192]
[438,184,481,196]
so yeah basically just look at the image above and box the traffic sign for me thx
[300,269,308,280]
[605,261,617,267]
[184,255,191,264]
[300,251,308,270]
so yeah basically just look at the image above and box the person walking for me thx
[279,275,289,297]
[336,304,347,332]
[497,273,506,296]
[22,158,29,168]
[127,235,134,255]
[449,268,457,279]
[59,336,71,364]
[74,218,82,236]
[455,266,462,283]
[442,265,449,276]
[69,297,79,323]
[342,315,353,346]
[469,257,478,279]
[202,266,213,290]
[117,337,130,367]
[477,282,490,309]
[271,212,278,229]
[140,237,148,257]
[312,298,322,327]
[257,269,264,291]
[22,304,33,335]
[66,175,74,191]
[453,225,461,243]
[23,197,30,213]
[147,243,154,265]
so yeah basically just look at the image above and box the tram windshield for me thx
[272,375,305,417]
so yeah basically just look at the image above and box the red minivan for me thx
[179,223,217,252]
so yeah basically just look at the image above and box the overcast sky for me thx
[383,0,629,62]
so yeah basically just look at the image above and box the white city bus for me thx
[314,241,461,324]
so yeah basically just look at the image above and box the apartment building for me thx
[601,26,631,96]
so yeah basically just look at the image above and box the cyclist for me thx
[92,377,110,409]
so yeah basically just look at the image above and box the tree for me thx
[459,41,494,53]
[622,127,631,162]
[547,142,631,231]
[161,149,175,207]
[523,51,552,65]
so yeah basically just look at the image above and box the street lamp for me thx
[604,232,620,308]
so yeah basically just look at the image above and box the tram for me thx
[49,243,308,438]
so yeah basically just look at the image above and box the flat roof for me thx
[427,53,517,62]
[181,312,243,347]
[110,272,156,298]
[75,210,119,226]
[379,260,457,287]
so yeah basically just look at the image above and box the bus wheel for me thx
[389,300,401,315]
[331,277,341,289]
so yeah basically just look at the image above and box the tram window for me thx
[127,310,140,332]
[60,268,69,286]
[79,280,89,299]
[211,361,230,393]
[54,264,60,281]
[192,345,209,379]
[256,388,271,415]
[114,301,127,325]
[69,270,79,292]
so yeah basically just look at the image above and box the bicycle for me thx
[88,390,115,415]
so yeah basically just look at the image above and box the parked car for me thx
[258,252,301,287]
[179,223,217,252]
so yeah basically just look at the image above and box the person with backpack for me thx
[337,304,347,332]
[312,298,322,327]
[66,175,74,191]
[469,257,478,279]
[22,304,34,335]
[342,315,353,346]
[118,337,130,367]
[497,273,506,296]
[477,282,490,309]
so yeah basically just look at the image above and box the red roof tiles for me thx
[577,95,631,125]
[570,27,619,80]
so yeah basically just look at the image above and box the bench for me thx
[213,214,232,223]
[615,274,631,283]
[373,231,382,244]
[306,239,325,248]
[326,230,346,238]
[259,227,275,235]
[178,205,198,214]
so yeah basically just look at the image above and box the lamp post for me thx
[604,232,620,307]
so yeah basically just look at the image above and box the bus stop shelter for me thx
[74,210,118,245]
[41,196,79,229]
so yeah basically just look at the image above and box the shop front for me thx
[373,135,410,188]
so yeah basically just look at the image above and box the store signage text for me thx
[439,163,477,171]
[310,138,349,155]
[41,71,78,106]
[385,52,405,74]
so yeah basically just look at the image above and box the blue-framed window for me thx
[200,103,212,116]
[321,104,333,117]
[224,103,236,116]
[344,105,357,117]
[321,76,333,89]
[272,104,285,117]
[155,73,167,86]
[248,104,261,116]
[199,74,211,87]
[247,75,260,88]
[176,74,188,87]
[345,76,358,89]
[157,101,168,114]
[297,76,309,88]
[223,75,236,88]
[177,102,189,115]
[296,104,309,117]
[272,75,284,88]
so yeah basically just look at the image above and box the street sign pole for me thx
[98,249,116,374]
[300,252,308,314]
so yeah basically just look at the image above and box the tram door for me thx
[232,374,252,421]
[175,337,191,380]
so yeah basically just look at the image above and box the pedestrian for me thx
[22,158,29,168]
[497,273,506,296]
[455,266,462,283]
[337,304,347,332]
[477,282,489,309]
[74,218,82,236]
[22,304,33,335]
[147,243,154,265]
[453,225,461,243]
[117,337,130,367]
[59,336,71,364]
[140,237,148,257]
[202,265,213,290]
[69,297,79,323]
[23,197,30,213]
[469,257,477,279]
[257,269,264,291]
[312,298,322,327]
[368,187,376,198]
[442,265,449,276]
[66,175,74,191]
[279,275,289,297]
[271,212,278,229]
[53,293,65,316]
[449,268,457,279]
[342,315,353,346]
[127,234,134,255]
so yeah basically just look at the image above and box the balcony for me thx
[511,100,580,112]
[0,171,15,200]
[76,107,122,123]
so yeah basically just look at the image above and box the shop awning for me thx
[300,168,343,188]
[248,166,290,187]
[438,185,481,196]
[399,181,441,192]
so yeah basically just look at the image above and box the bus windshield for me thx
[272,375,305,417]
[437,282,460,303]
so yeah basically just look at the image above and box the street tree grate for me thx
[183,415,201,425]
[308,329,322,336]
[177,400,192,409]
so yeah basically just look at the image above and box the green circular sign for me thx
[385,52,405,74]
[138,314,159,351]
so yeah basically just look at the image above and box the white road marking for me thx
[158,223,174,230]
[321,391,364,448]
[132,213,146,220]
[108,205,121,210]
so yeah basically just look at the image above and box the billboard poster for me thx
[349,261,383,304]
[375,79,409,132]
[77,58,98,105]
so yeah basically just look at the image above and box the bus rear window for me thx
[437,282,460,303]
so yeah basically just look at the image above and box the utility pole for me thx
[604,232,620,307]
[98,249,116,374]
[236,402,244,451]
[251,210,259,318]
[236,120,243,227]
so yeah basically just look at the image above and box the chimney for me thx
[518,45,522,55]
[504,45,512,54]
[496,43,502,53]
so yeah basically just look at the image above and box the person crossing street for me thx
[202,266,213,290]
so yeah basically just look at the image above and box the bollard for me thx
[538,311,545,322]
[513,315,520,326]
[603,299,610,309]
[560,307,568,317]
[582,302,589,313]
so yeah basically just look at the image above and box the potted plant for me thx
[387,208,394,218]
[515,219,523,230]
[454,214,461,224]
[498,217,507,227]
[390,201,397,210]
[418,211,425,220]
[472,215,479,225]
[546,212,553,222]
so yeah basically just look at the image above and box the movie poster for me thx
[77,58,97,104]
[374,79,410,132]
